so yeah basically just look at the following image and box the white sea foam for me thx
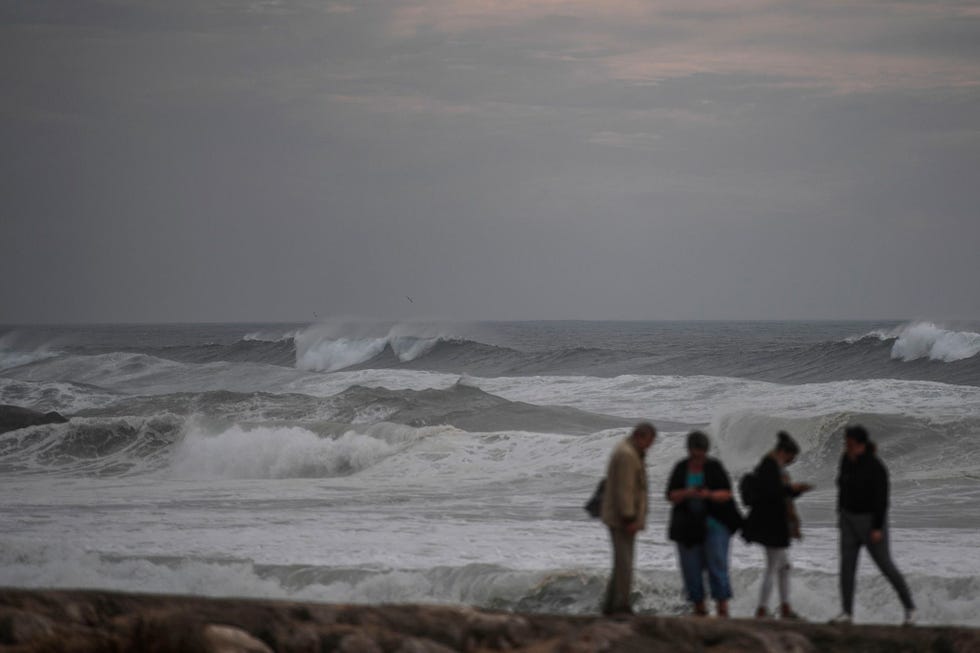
[0,377,121,413]
[1,527,977,624]
[474,374,980,424]
[890,322,980,362]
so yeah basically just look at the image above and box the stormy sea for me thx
[1,320,979,625]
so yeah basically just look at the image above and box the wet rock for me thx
[0,405,68,434]
[0,609,55,645]
[338,632,384,653]
[203,624,274,653]
[0,589,977,653]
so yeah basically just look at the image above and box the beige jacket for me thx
[600,437,649,530]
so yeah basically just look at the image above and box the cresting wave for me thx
[847,321,980,363]
[0,416,455,479]
[169,421,452,480]
[294,323,460,372]
[0,332,60,371]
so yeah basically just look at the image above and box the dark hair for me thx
[775,431,800,455]
[844,424,869,444]
[844,424,878,456]
[632,422,657,439]
[686,430,710,452]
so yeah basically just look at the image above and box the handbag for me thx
[584,478,605,518]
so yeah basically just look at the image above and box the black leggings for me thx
[839,510,914,614]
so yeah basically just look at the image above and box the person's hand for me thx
[793,483,814,493]
[626,520,640,535]
[870,529,883,544]
[708,489,732,502]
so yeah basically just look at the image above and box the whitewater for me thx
[1,320,979,625]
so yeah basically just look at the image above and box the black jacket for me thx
[666,457,743,545]
[837,451,889,530]
[743,455,801,548]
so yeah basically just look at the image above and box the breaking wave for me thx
[294,325,450,372]
[168,421,444,480]
[0,332,61,371]
[848,322,980,363]
[0,416,183,476]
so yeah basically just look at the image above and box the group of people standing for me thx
[597,422,916,625]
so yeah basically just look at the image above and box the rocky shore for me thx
[1,589,977,653]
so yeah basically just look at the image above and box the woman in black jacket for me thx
[831,424,915,625]
[743,431,812,619]
[666,431,743,617]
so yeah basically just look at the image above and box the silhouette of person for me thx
[666,431,743,617]
[600,422,657,616]
[831,424,915,625]
[743,431,813,619]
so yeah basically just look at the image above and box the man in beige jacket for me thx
[600,422,657,616]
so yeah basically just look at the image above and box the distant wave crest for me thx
[848,322,980,363]
[294,323,462,372]
[242,329,301,343]
[0,332,61,372]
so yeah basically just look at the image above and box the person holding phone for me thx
[666,431,743,617]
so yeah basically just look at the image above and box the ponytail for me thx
[775,430,800,456]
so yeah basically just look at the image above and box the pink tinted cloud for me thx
[386,0,980,92]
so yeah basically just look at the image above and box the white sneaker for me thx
[828,613,852,625]
[903,609,916,627]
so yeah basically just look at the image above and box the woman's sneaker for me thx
[902,609,916,627]
[780,605,802,620]
[828,613,852,625]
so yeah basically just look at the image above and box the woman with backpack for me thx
[666,431,743,617]
[742,431,812,619]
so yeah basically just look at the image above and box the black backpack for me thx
[739,471,759,508]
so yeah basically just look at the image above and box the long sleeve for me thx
[665,461,685,499]
[757,457,785,507]
[609,448,637,521]
[871,458,889,530]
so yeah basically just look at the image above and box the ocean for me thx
[1,320,979,625]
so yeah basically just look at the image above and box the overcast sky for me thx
[2,1,979,323]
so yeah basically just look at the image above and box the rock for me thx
[393,637,459,653]
[203,624,274,653]
[462,607,534,648]
[556,621,632,653]
[0,589,977,653]
[0,609,55,645]
[0,405,68,434]
[338,632,384,653]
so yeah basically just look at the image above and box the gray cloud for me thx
[2,0,979,322]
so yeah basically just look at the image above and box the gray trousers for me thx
[839,511,915,614]
[603,527,636,614]
[758,546,791,608]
